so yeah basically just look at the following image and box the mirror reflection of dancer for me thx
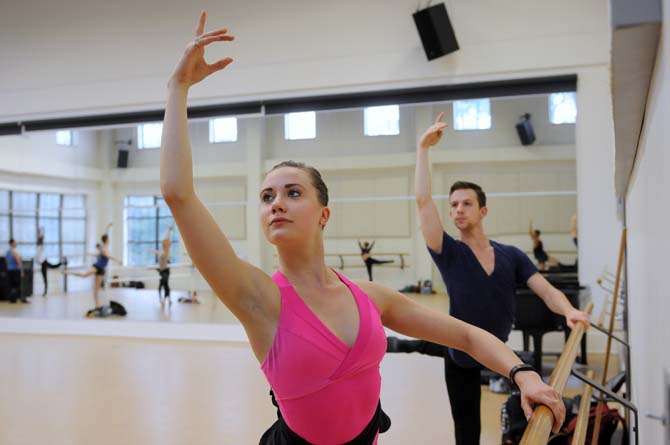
[6,239,28,303]
[36,227,62,297]
[528,220,562,271]
[64,223,121,311]
[358,240,394,281]
[160,14,566,443]
[149,225,173,307]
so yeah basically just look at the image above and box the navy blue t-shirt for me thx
[428,231,538,368]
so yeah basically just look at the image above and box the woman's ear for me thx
[320,207,331,228]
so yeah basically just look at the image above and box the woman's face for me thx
[259,167,329,246]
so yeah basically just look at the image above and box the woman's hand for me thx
[516,371,566,433]
[168,11,235,90]
[418,112,448,149]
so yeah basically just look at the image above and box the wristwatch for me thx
[509,363,540,386]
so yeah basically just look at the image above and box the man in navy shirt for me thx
[388,113,590,445]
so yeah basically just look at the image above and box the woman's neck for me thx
[276,242,332,287]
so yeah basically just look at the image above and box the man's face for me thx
[449,189,487,231]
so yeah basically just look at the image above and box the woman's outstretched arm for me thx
[160,12,277,328]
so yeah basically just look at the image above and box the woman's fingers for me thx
[207,57,234,75]
[195,10,206,37]
[545,391,565,432]
[199,27,230,39]
[520,396,533,421]
[192,33,235,51]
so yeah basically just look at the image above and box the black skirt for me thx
[259,390,391,445]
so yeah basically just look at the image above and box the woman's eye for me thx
[262,194,273,202]
[288,190,301,198]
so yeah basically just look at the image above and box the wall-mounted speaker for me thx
[117,149,129,168]
[413,3,459,61]
[516,113,536,146]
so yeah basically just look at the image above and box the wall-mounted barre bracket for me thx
[570,369,639,445]
[590,323,630,352]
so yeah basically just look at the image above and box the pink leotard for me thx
[261,270,387,444]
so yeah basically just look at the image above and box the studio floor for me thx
[0,333,614,445]
[0,285,616,444]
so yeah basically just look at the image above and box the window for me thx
[209,117,238,143]
[0,191,9,246]
[0,190,86,267]
[125,195,180,266]
[364,105,400,136]
[38,194,61,263]
[61,194,87,267]
[549,92,577,124]
[453,99,491,130]
[56,130,78,146]
[137,123,163,149]
[12,192,37,260]
[284,111,316,140]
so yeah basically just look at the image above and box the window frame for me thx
[364,105,400,137]
[0,190,86,267]
[137,123,163,149]
[284,111,316,140]
[125,195,180,266]
[209,117,238,143]
[453,98,492,131]
[548,92,577,125]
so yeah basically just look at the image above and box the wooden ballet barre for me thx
[571,370,596,445]
[519,303,593,445]
[325,253,409,270]
[107,273,192,283]
[523,250,577,255]
[277,253,411,270]
[110,262,194,271]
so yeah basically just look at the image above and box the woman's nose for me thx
[271,197,285,213]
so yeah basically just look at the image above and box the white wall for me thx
[0,0,608,122]
[0,130,103,179]
[574,66,624,328]
[625,0,670,441]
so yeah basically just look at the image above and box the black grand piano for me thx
[513,268,589,373]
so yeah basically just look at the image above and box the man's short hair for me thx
[449,181,487,208]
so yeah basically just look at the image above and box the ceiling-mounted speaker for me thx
[413,3,459,61]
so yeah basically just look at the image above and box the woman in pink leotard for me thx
[160,12,566,444]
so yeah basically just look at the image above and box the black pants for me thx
[158,269,170,298]
[8,270,22,302]
[364,258,393,281]
[41,260,61,295]
[399,341,482,445]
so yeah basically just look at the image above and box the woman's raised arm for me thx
[160,12,277,325]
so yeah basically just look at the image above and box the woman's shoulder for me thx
[350,279,398,314]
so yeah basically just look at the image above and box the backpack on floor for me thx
[109,300,127,316]
[554,397,627,445]
[501,393,626,445]
[501,393,578,444]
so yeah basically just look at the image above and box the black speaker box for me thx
[516,114,536,146]
[413,3,459,61]
[117,149,129,168]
